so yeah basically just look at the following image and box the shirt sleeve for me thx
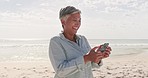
[91,60,103,68]
[49,37,85,77]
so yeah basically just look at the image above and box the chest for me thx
[60,40,90,60]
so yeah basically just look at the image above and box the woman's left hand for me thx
[102,46,112,59]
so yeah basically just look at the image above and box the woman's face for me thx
[62,13,81,35]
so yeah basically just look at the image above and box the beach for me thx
[0,51,148,78]
[0,39,148,78]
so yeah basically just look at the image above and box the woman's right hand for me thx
[84,47,103,63]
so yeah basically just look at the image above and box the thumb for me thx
[91,46,99,52]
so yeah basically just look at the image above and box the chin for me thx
[74,31,77,34]
[74,30,78,33]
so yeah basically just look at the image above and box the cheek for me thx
[65,21,71,25]
[67,22,75,27]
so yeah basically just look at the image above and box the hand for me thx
[84,47,103,63]
[102,46,112,59]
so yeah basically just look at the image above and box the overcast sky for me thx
[0,0,148,39]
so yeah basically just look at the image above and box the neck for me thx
[63,32,76,42]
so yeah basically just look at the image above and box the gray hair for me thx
[59,6,81,20]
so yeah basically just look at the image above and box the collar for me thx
[59,33,81,42]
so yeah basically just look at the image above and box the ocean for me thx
[0,39,148,62]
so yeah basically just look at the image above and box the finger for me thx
[92,46,101,53]
[95,52,103,56]
[96,49,103,53]
[107,47,112,51]
[104,51,110,55]
[95,51,103,54]
[104,49,111,54]
[91,47,99,52]
[103,53,109,57]
[96,45,101,51]
[104,54,109,58]
[92,46,99,50]
[102,52,110,58]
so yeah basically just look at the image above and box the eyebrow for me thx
[73,17,81,19]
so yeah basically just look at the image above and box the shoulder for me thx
[50,35,61,43]
[50,36,60,41]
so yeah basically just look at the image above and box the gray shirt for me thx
[49,33,103,78]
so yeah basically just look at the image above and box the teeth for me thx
[73,27,78,30]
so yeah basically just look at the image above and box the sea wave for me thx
[0,44,48,48]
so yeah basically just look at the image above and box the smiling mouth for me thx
[73,27,79,30]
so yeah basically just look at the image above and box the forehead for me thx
[69,13,81,19]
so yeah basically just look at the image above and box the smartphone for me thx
[99,43,109,52]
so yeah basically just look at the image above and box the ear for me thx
[61,19,66,26]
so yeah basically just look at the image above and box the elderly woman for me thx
[49,6,111,78]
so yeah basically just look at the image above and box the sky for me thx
[0,0,148,39]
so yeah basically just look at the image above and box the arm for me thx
[49,38,85,77]
[83,36,103,68]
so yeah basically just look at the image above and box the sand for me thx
[0,52,148,78]
[0,61,54,78]
[93,51,148,78]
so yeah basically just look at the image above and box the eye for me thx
[79,20,81,22]
[73,19,81,22]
